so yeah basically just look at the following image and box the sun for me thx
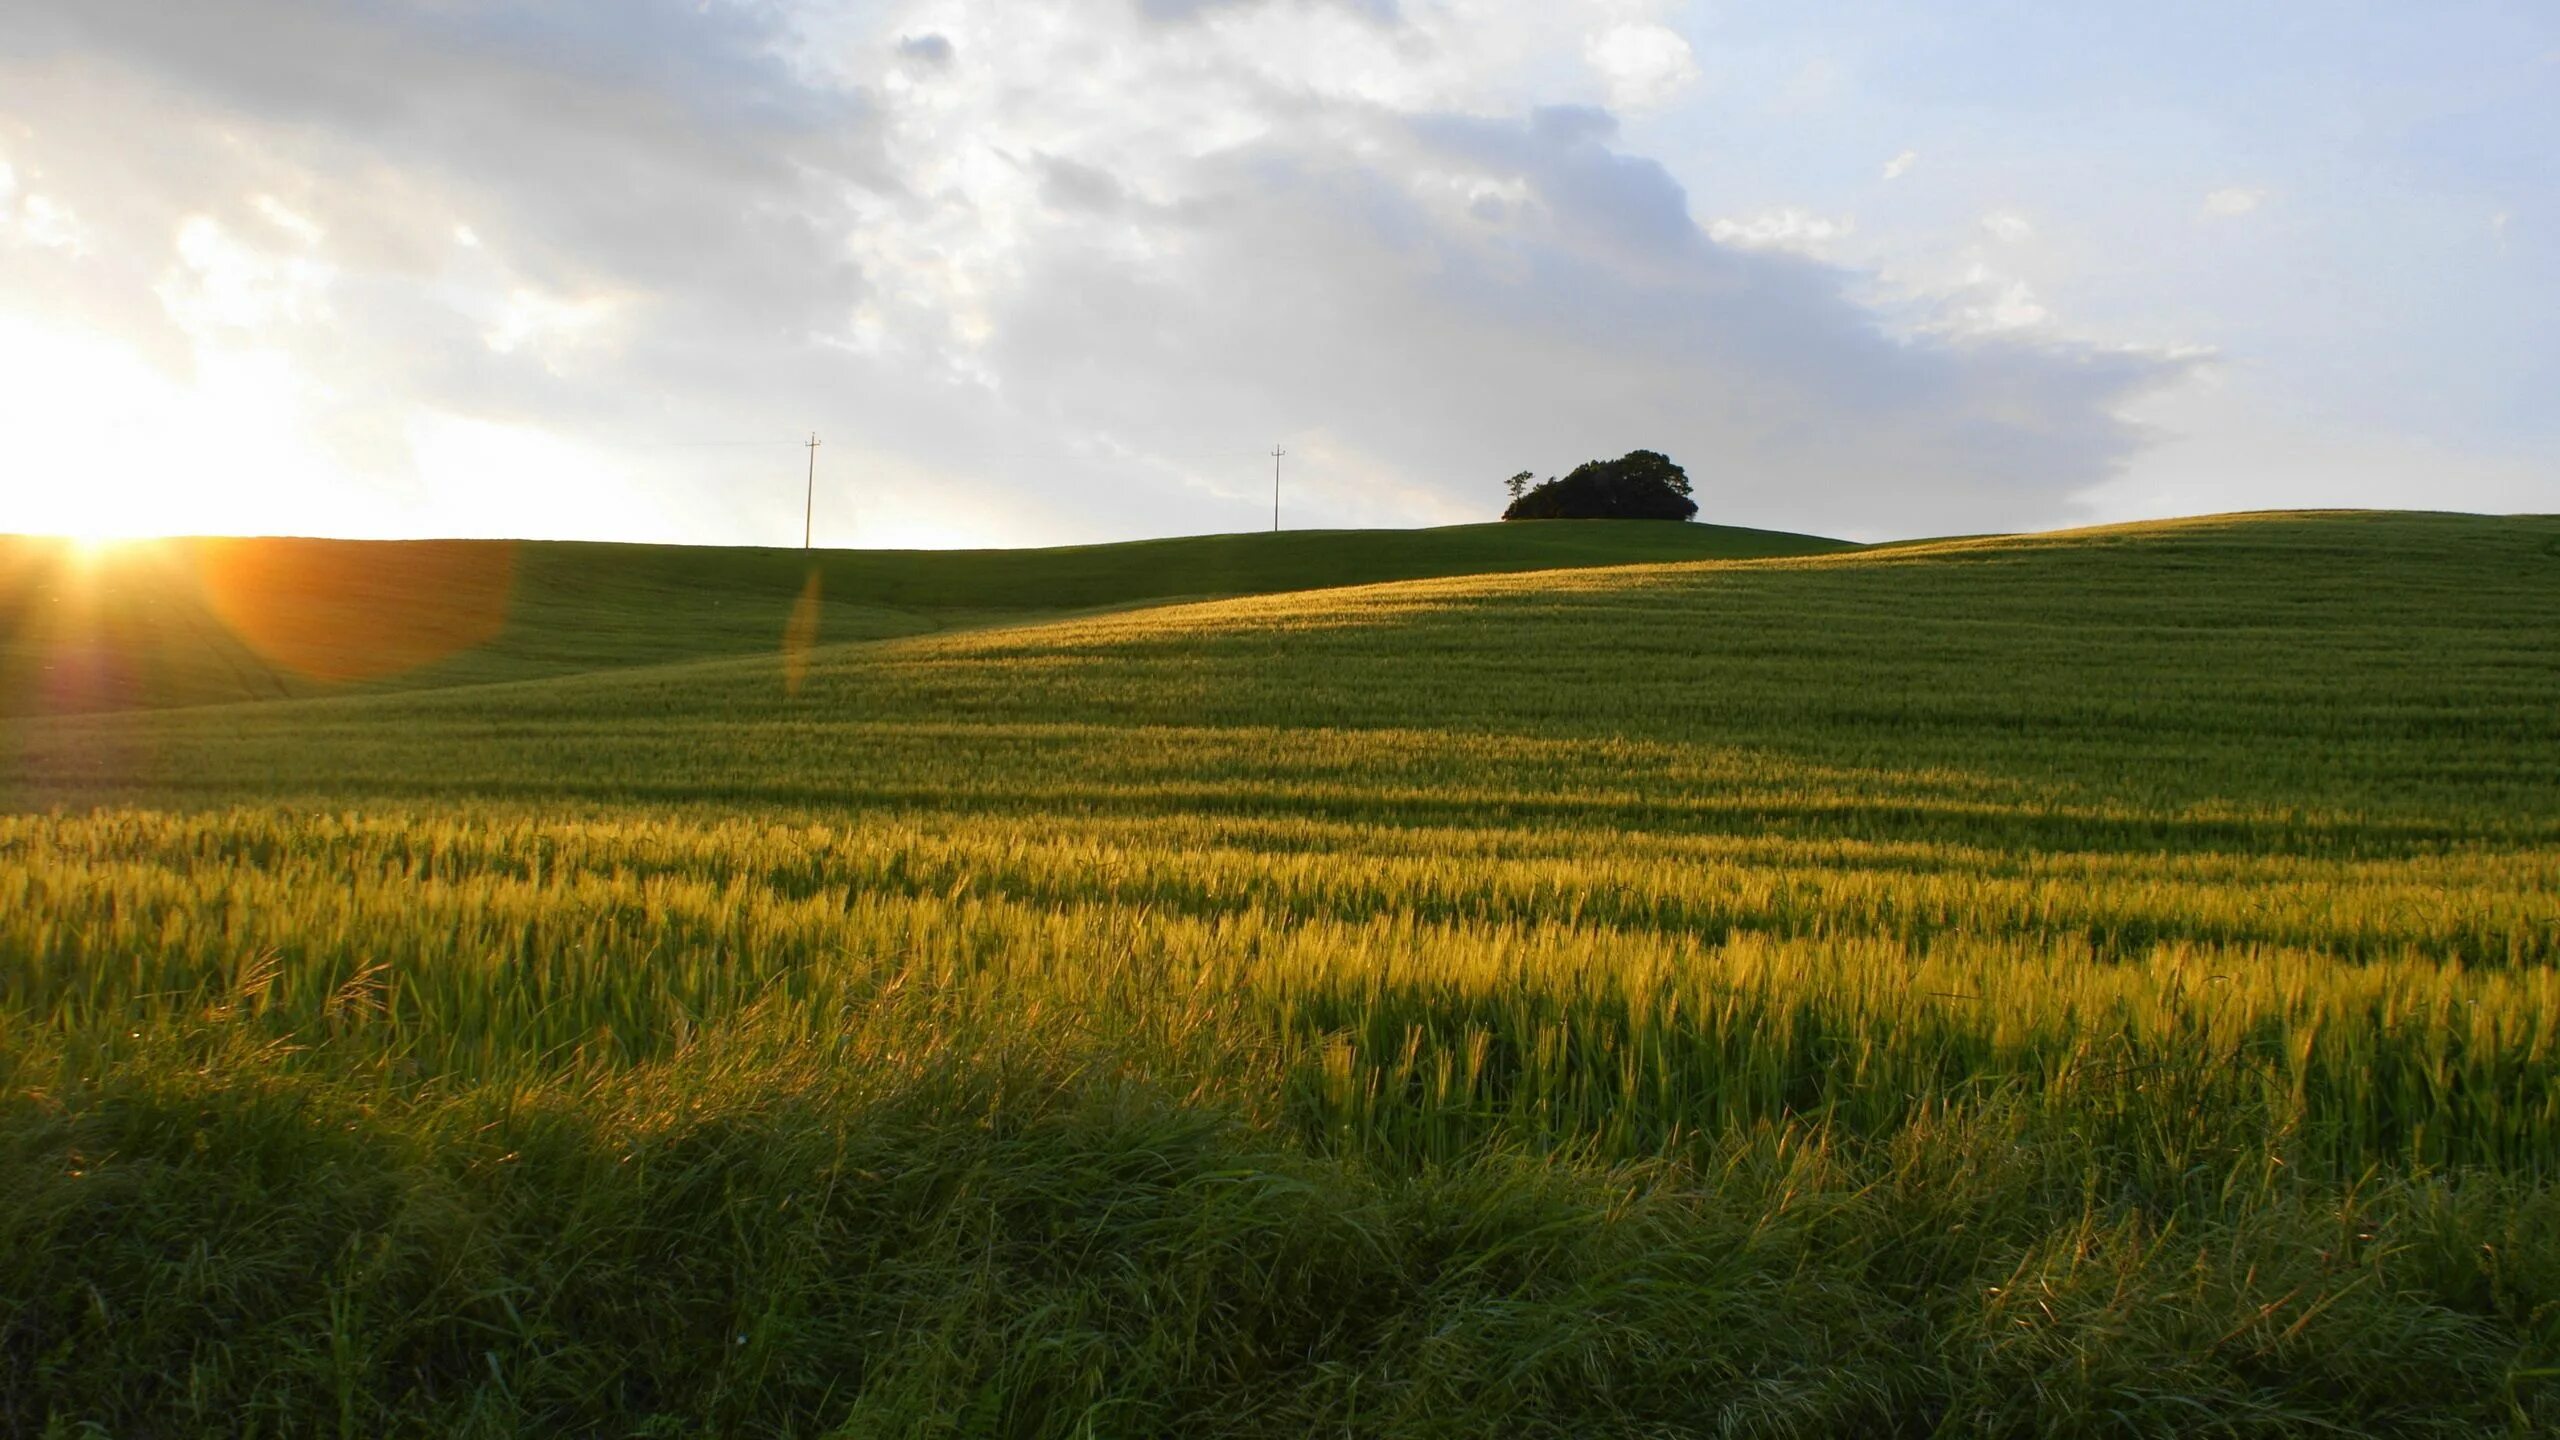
[53,528,155,568]
[0,313,371,545]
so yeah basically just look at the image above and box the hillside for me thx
[15,510,2557,848]
[6,509,2560,1435]
[0,519,1850,715]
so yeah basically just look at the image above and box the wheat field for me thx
[4,510,2558,1436]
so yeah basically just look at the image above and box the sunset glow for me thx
[4,5,2556,1426]
[2,3,2548,549]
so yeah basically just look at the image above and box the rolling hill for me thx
[0,519,1851,715]
[5,509,2559,1436]
[13,510,2556,849]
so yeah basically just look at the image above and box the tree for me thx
[1501,450,1697,521]
[1504,470,1533,505]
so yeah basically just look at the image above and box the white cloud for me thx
[250,194,324,246]
[0,152,91,256]
[1881,149,1917,181]
[1706,207,1852,254]
[0,0,2193,545]
[1584,22,1700,110]
[159,215,334,335]
[11,193,88,254]
[2202,186,2263,217]
[1980,210,2035,244]
[481,286,623,365]
[1947,263,2050,333]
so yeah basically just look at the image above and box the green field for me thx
[0,520,1844,714]
[5,510,2559,1436]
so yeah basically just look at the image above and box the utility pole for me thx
[1270,444,1285,533]
[802,431,821,549]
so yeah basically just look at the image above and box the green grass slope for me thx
[0,519,1847,715]
[5,510,2560,1436]
[18,510,2555,848]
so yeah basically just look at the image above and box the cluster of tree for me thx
[1501,450,1697,521]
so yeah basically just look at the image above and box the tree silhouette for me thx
[1501,451,1696,521]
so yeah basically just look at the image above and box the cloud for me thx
[1980,210,2035,244]
[0,0,2193,545]
[4,0,884,320]
[1136,0,1402,24]
[1036,154,1136,214]
[1941,267,2051,333]
[1584,22,1700,110]
[2,189,89,256]
[1707,208,1852,253]
[1881,150,1918,181]
[0,156,89,257]
[896,33,954,66]
[984,105,2187,536]
[2202,186,2263,217]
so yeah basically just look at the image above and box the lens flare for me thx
[782,568,822,697]
[194,538,517,683]
[60,533,143,567]
[2,537,179,717]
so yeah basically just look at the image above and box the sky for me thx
[0,0,2552,548]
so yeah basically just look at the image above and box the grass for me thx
[0,519,1846,714]
[3,509,2558,1436]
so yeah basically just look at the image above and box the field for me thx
[4,510,2559,1436]
[0,520,1841,714]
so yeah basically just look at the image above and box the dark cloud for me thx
[982,110,2189,536]
[1418,109,1698,257]
[1036,155,1133,214]
[1529,104,1619,147]
[3,0,884,308]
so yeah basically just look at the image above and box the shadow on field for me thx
[8,1026,2554,1437]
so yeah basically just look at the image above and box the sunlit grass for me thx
[0,519,1846,716]
[4,510,2558,1435]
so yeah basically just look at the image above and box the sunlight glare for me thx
[0,314,376,541]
